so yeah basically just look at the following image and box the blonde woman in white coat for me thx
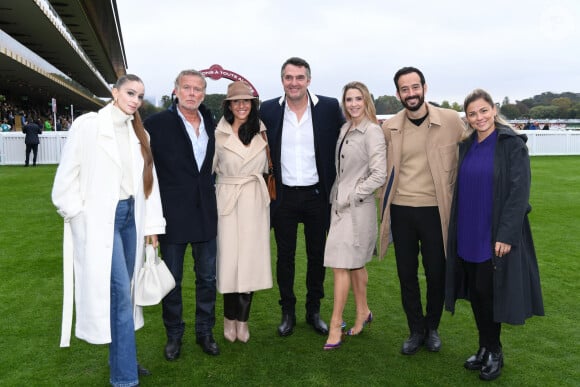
[323,82,387,350]
[52,74,166,387]
[213,81,272,343]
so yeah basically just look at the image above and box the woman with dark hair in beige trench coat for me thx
[213,81,273,343]
[323,82,387,350]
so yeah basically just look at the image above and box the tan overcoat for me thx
[213,118,273,293]
[378,104,465,259]
[324,119,387,268]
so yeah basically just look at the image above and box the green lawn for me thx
[0,157,578,386]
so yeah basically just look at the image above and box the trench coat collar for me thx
[216,117,267,165]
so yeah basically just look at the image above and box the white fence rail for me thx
[2,130,580,166]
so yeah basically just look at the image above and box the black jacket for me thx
[259,92,344,229]
[23,123,42,145]
[144,103,217,243]
[445,124,544,324]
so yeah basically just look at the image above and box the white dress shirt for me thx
[177,107,208,169]
[280,99,319,186]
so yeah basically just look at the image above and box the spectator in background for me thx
[22,119,42,166]
[445,89,544,381]
[542,122,550,130]
[44,119,53,131]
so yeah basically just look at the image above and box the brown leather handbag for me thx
[261,131,276,200]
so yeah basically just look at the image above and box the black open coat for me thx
[144,103,217,244]
[445,124,544,325]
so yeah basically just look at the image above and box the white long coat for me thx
[212,118,272,293]
[52,104,165,347]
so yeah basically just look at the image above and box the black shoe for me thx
[137,364,151,376]
[425,329,442,352]
[164,338,181,361]
[306,313,329,335]
[464,347,487,370]
[196,335,220,356]
[278,313,296,337]
[480,351,503,381]
[401,332,424,355]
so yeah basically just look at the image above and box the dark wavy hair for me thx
[222,99,261,145]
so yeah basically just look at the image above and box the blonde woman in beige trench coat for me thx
[323,82,387,350]
[213,82,273,343]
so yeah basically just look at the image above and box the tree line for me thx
[139,91,580,121]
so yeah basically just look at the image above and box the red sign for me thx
[200,64,259,97]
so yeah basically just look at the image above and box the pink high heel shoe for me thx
[345,311,373,336]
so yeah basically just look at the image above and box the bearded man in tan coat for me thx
[379,66,465,355]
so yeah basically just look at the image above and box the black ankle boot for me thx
[480,350,503,381]
[464,347,486,370]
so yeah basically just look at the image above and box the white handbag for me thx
[135,244,176,306]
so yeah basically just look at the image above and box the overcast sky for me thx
[116,0,579,106]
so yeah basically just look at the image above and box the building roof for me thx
[0,0,126,111]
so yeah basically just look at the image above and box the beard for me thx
[401,94,425,112]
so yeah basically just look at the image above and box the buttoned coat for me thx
[324,119,387,268]
[144,103,217,243]
[259,92,345,228]
[212,118,273,293]
[378,104,465,259]
[445,125,544,324]
[52,103,166,347]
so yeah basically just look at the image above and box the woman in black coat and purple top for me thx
[445,89,544,382]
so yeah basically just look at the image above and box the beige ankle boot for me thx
[236,321,250,343]
[224,318,237,342]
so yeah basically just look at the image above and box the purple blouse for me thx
[457,130,497,263]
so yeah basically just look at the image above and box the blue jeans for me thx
[161,238,217,340]
[109,198,138,387]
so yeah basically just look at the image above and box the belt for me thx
[282,183,319,190]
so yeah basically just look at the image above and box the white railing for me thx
[0,132,69,165]
[1,130,580,165]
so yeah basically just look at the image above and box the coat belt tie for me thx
[216,173,269,215]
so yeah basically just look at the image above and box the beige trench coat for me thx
[213,118,273,293]
[378,103,465,259]
[324,119,387,269]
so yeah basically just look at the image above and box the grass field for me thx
[0,157,579,386]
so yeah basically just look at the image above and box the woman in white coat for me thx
[52,74,165,387]
[323,82,387,350]
[213,81,272,343]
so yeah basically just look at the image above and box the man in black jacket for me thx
[260,57,344,337]
[22,120,42,166]
[144,70,219,359]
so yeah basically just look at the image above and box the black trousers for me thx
[390,204,446,334]
[25,144,38,166]
[272,185,327,315]
[160,239,217,340]
[462,259,502,353]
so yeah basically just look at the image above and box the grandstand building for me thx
[0,0,126,123]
